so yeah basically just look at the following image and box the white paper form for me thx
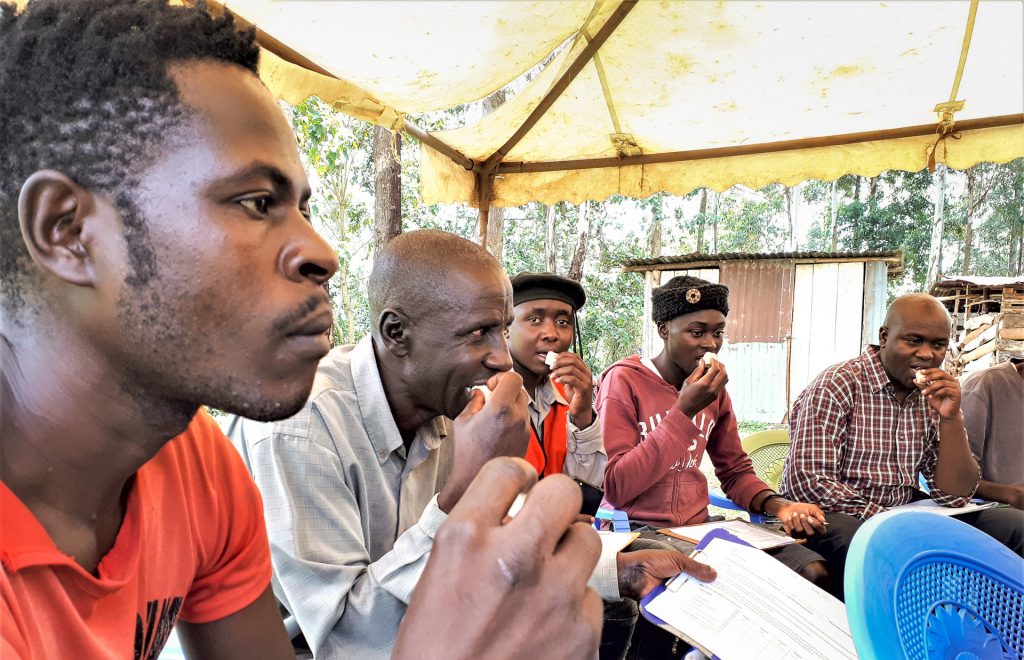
[881,499,1000,517]
[644,538,857,660]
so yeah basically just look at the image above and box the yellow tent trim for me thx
[422,122,1024,208]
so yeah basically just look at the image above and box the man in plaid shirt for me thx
[781,293,1024,600]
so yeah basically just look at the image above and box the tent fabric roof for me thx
[621,250,903,269]
[223,0,1023,208]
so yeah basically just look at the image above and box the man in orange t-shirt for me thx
[0,411,271,658]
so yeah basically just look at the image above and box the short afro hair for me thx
[0,0,259,307]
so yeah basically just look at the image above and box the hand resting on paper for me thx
[616,546,717,601]
[394,457,603,660]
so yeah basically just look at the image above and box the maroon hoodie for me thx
[596,355,769,527]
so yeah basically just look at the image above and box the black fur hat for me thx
[651,275,729,324]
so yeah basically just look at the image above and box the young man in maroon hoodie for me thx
[596,276,830,582]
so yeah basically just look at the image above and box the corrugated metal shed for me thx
[719,260,794,343]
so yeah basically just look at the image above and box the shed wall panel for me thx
[862,261,888,348]
[790,262,865,404]
[719,260,794,343]
[719,341,789,422]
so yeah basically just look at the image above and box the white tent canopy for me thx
[221,0,1023,225]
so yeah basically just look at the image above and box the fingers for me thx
[576,588,604,657]
[489,370,525,402]
[670,553,717,583]
[448,457,538,526]
[457,388,486,418]
[782,510,824,537]
[709,362,728,392]
[686,359,706,382]
[509,474,584,555]
[551,521,602,586]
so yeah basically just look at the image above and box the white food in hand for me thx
[914,370,927,385]
[473,384,492,401]
[506,493,527,519]
[703,352,718,365]
[545,351,559,368]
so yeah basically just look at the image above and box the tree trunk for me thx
[567,202,592,281]
[782,186,798,250]
[480,88,508,255]
[696,189,707,252]
[962,168,975,274]
[710,191,719,253]
[829,179,839,251]
[649,197,663,257]
[926,165,947,287]
[544,203,558,272]
[485,207,505,262]
[339,259,356,344]
[371,126,402,256]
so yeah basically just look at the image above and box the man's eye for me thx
[690,331,704,337]
[469,328,486,338]
[239,196,273,215]
[714,330,726,338]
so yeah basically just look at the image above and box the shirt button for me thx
[379,451,388,460]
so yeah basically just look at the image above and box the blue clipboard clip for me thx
[638,527,755,660]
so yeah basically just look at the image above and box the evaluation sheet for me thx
[644,537,857,660]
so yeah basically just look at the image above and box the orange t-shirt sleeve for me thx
[177,409,272,624]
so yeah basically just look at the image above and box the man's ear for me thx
[378,308,411,357]
[878,325,888,348]
[18,170,96,287]
[657,321,669,341]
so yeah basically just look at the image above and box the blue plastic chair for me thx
[845,510,1024,660]
[595,506,630,532]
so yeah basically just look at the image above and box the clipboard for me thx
[658,519,801,549]
[638,528,755,659]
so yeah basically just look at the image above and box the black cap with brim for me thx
[511,272,586,310]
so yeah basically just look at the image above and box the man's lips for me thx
[287,308,334,336]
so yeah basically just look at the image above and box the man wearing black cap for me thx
[596,276,830,572]
[508,272,606,483]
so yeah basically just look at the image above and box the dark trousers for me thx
[807,507,1024,601]
[599,536,691,660]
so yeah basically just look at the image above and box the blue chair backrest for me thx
[844,510,1024,660]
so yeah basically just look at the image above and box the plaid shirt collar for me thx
[862,344,925,403]
[861,345,892,394]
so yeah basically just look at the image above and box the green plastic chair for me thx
[707,429,790,520]
[742,429,790,492]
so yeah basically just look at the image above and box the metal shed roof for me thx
[621,250,903,272]
[930,275,1024,293]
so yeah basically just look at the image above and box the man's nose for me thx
[486,333,514,372]
[539,320,559,342]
